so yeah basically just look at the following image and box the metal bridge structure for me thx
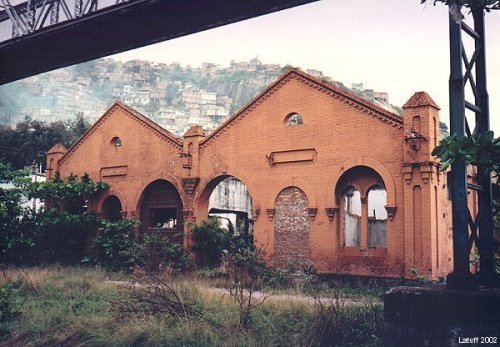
[447,2,497,289]
[0,0,317,85]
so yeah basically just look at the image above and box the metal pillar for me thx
[447,3,496,289]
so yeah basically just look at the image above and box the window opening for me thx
[111,136,122,147]
[343,186,361,246]
[150,207,177,228]
[285,113,304,126]
[367,186,387,247]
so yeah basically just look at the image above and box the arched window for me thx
[111,136,122,147]
[102,195,122,222]
[342,186,361,247]
[335,166,388,249]
[284,112,304,126]
[367,185,387,247]
[139,180,183,243]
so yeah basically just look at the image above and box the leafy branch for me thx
[421,0,500,10]
[432,131,500,172]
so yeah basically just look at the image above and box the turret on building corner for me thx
[402,92,452,279]
[45,143,67,179]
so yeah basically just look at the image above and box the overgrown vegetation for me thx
[0,168,107,265]
[190,217,233,268]
[0,267,383,346]
[90,219,142,271]
[0,165,386,344]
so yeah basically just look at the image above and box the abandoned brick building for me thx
[46,68,453,279]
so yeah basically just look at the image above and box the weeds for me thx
[307,292,383,347]
[222,246,271,328]
[115,273,204,323]
[0,282,22,337]
[0,266,385,346]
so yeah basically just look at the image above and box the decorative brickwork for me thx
[274,187,310,268]
[47,68,454,280]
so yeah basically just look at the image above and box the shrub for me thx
[138,233,191,273]
[115,274,204,323]
[91,219,141,271]
[1,171,107,266]
[190,217,232,267]
[31,210,98,264]
[2,208,98,265]
[0,282,22,337]
[223,245,270,328]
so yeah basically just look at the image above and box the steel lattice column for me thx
[447,3,496,290]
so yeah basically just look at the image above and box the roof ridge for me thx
[114,101,182,145]
[200,68,403,148]
[402,91,440,110]
[59,102,181,164]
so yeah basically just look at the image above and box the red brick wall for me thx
[274,186,310,268]
[48,69,453,279]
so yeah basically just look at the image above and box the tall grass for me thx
[0,267,383,346]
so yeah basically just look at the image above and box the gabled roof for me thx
[200,68,404,147]
[403,91,440,110]
[59,101,182,164]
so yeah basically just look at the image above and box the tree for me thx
[0,115,90,170]
[0,171,108,265]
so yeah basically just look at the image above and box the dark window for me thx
[111,136,122,147]
[150,207,177,228]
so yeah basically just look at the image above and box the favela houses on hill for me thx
[46,68,452,280]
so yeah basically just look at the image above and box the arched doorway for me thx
[101,195,122,221]
[197,176,253,245]
[274,186,310,268]
[139,180,184,243]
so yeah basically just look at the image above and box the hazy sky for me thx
[112,0,500,133]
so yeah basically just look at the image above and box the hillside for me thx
[0,58,400,136]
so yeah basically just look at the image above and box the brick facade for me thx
[274,186,310,268]
[47,68,453,279]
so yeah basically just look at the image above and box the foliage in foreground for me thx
[0,267,383,346]
[0,170,108,265]
[421,0,500,11]
[432,131,500,173]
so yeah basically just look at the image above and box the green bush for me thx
[1,170,107,266]
[0,282,22,337]
[138,233,191,273]
[190,217,232,267]
[91,219,141,271]
[1,208,98,265]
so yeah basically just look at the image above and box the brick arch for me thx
[193,171,257,222]
[134,175,186,216]
[273,186,311,268]
[135,179,185,244]
[96,187,127,213]
[326,158,396,208]
[266,177,317,209]
[100,195,123,221]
